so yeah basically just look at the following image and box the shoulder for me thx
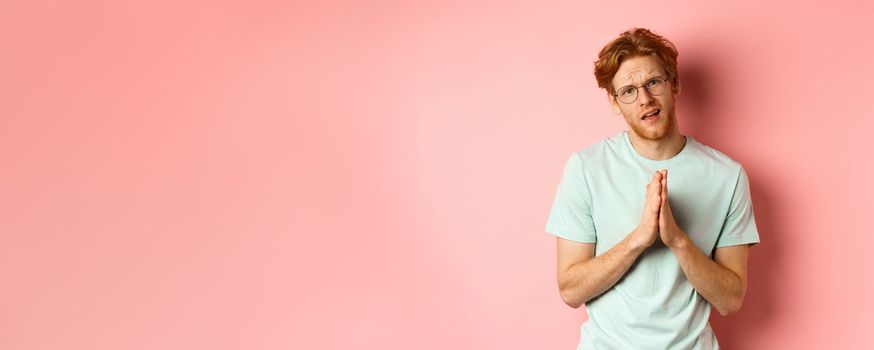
[571,131,627,165]
[685,136,746,177]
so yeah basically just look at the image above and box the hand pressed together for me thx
[657,170,686,248]
[633,169,688,249]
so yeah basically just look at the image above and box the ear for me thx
[673,80,682,96]
[608,92,621,115]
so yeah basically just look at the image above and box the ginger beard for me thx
[627,100,677,142]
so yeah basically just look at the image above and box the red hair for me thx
[594,28,680,95]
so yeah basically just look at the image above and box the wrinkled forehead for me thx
[612,56,666,87]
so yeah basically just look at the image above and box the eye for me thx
[647,78,663,87]
[619,87,635,96]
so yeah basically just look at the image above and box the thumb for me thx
[659,169,668,194]
[658,170,668,217]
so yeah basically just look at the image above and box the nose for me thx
[637,86,654,105]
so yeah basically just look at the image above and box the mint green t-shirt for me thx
[545,130,760,350]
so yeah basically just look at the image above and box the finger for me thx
[659,194,666,226]
[661,180,669,214]
[660,170,668,196]
[660,188,666,214]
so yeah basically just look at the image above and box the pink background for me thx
[3,1,872,349]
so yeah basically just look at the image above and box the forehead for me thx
[612,56,665,87]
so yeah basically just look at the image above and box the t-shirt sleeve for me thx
[544,153,597,243]
[715,166,761,248]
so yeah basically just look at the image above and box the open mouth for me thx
[641,109,660,121]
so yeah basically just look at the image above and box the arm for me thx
[669,239,750,315]
[657,169,751,315]
[556,171,665,308]
[556,233,648,308]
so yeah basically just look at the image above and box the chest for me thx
[586,164,732,256]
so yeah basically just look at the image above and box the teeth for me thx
[643,110,659,118]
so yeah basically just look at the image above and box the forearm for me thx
[558,231,647,308]
[670,234,745,315]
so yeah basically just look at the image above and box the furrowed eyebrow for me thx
[617,75,664,90]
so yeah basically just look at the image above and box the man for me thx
[545,28,760,349]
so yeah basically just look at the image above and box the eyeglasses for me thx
[613,77,670,104]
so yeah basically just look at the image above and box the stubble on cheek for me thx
[629,109,674,141]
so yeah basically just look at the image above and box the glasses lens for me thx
[618,88,637,104]
[646,78,666,96]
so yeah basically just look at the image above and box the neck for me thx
[628,129,686,161]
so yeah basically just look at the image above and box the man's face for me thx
[609,55,680,141]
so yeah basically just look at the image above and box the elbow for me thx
[559,288,584,309]
[716,296,744,316]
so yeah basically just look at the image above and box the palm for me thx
[658,170,682,246]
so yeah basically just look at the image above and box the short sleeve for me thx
[715,167,761,248]
[544,153,597,243]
